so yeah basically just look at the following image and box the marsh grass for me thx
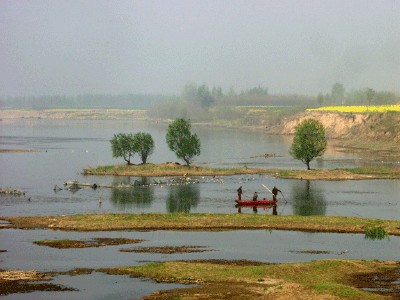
[83,163,400,179]
[83,163,278,177]
[364,226,389,240]
[4,214,400,236]
[101,259,397,299]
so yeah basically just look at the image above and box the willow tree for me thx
[290,119,327,170]
[110,133,136,165]
[166,118,200,166]
[133,132,154,164]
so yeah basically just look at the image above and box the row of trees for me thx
[111,117,327,171]
[111,119,201,166]
[317,83,398,106]
[111,132,155,165]
[147,83,312,121]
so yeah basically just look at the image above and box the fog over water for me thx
[1,0,399,97]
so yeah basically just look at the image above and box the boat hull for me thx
[235,199,276,206]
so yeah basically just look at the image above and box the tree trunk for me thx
[184,157,191,166]
[306,161,310,170]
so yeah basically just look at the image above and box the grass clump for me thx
[364,226,389,240]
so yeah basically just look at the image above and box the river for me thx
[1,118,399,219]
[0,118,399,299]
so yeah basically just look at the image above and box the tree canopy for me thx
[166,118,201,166]
[289,119,327,170]
[133,132,154,164]
[110,133,136,165]
[111,132,154,164]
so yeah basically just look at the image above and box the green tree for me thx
[110,133,136,165]
[166,118,201,166]
[181,83,215,108]
[290,119,327,170]
[133,132,154,164]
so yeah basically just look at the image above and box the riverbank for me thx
[2,108,400,155]
[268,110,400,155]
[83,163,400,180]
[0,108,146,120]
[2,213,399,236]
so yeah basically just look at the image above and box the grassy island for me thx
[102,259,400,300]
[2,213,400,236]
[83,163,400,180]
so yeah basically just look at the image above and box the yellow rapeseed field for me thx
[308,105,400,113]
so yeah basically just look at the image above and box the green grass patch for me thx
[4,213,400,236]
[83,163,279,177]
[83,163,400,180]
[100,259,397,299]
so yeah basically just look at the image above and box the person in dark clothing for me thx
[252,192,258,201]
[272,186,281,201]
[237,186,243,200]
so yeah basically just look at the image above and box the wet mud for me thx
[350,266,400,299]
[0,270,75,296]
[120,245,212,254]
[34,237,144,248]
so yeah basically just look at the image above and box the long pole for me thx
[280,191,288,203]
[263,184,288,203]
[261,184,272,194]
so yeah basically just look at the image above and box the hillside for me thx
[267,111,400,153]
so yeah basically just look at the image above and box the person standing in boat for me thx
[237,186,243,200]
[272,186,281,201]
[252,191,258,201]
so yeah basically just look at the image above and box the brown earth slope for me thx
[267,111,400,153]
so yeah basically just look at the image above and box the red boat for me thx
[235,199,276,206]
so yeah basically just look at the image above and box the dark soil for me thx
[34,237,144,248]
[185,259,273,266]
[0,270,76,296]
[349,266,400,299]
[143,282,266,300]
[289,250,332,254]
[50,268,95,276]
[0,282,76,295]
[120,245,212,254]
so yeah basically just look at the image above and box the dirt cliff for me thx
[267,111,400,152]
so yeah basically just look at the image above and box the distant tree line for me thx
[316,83,399,107]
[0,93,169,109]
[148,83,314,121]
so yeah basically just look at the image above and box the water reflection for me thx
[167,184,200,213]
[292,180,326,216]
[110,177,154,210]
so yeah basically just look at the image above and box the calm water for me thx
[1,228,399,299]
[0,119,399,219]
[1,118,399,299]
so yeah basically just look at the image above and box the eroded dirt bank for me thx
[267,111,400,152]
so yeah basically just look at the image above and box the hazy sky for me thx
[1,0,399,97]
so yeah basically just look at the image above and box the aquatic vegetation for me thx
[364,226,389,240]
[308,105,400,113]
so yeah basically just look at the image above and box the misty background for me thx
[1,0,399,102]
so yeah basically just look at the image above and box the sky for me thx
[1,0,399,97]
